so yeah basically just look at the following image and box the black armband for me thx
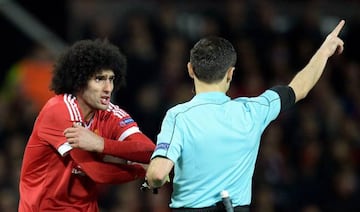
[269,85,295,112]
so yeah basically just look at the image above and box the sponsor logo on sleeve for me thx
[155,143,170,151]
[119,118,134,127]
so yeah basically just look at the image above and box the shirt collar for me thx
[193,92,230,102]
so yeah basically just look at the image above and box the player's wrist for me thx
[96,137,105,152]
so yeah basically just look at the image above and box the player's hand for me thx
[64,122,104,152]
[319,20,345,57]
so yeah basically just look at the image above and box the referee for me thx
[145,20,345,211]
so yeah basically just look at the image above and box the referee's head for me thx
[189,36,237,84]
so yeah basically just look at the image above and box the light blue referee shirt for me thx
[152,90,281,208]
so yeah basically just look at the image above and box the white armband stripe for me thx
[118,126,140,141]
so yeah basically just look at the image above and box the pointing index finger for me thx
[331,20,345,36]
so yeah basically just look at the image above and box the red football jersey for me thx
[19,94,140,212]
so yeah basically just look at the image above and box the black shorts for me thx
[172,202,250,212]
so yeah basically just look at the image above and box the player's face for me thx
[78,70,115,113]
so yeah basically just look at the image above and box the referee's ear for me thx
[226,67,235,83]
[187,62,195,79]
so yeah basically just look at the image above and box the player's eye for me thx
[95,76,106,82]
[109,76,115,82]
[95,75,115,83]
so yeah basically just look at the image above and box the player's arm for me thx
[289,20,345,102]
[64,124,155,163]
[102,132,155,163]
[36,103,146,184]
[69,148,146,184]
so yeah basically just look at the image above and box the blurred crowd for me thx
[1,0,360,211]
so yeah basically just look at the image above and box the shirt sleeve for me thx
[151,110,183,163]
[104,104,140,141]
[100,105,156,163]
[102,133,155,163]
[234,89,282,128]
[70,148,146,184]
[269,85,296,112]
[37,104,74,156]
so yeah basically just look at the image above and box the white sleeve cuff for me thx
[58,142,73,156]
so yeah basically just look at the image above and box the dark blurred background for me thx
[1,0,360,211]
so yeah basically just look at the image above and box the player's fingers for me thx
[64,130,78,138]
[64,125,83,135]
[330,20,345,37]
[68,140,80,148]
[64,128,74,135]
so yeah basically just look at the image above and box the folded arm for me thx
[64,124,156,163]
[70,148,146,184]
[102,132,155,163]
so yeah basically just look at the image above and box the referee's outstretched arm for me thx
[289,20,345,103]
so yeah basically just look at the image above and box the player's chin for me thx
[97,103,109,110]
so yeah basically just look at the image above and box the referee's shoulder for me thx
[167,101,193,115]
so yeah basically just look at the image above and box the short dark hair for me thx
[190,36,237,83]
[50,39,127,95]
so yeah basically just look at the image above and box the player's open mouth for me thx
[100,96,110,105]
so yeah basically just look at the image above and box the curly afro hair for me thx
[50,39,127,95]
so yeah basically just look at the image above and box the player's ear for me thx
[187,62,195,79]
